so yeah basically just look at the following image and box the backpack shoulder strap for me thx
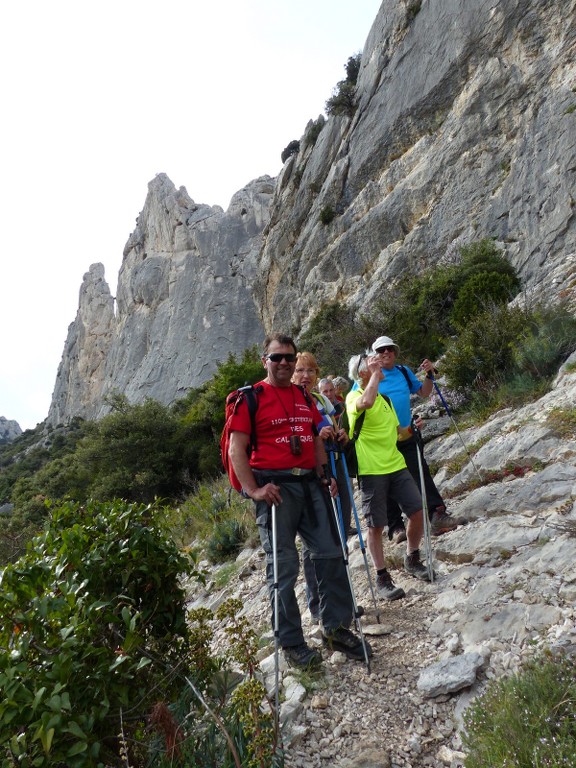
[295,383,313,408]
[352,409,366,440]
[235,384,263,450]
[395,364,412,390]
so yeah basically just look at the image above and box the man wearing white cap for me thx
[371,335,466,539]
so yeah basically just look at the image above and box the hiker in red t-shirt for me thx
[228,333,371,668]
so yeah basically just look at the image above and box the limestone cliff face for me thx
[48,174,272,424]
[48,263,115,425]
[255,0,576,331]
[48,0,576,424]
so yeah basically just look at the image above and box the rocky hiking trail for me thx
[189,359,576,768]
[228,541,471,768]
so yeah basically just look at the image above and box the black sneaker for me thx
[376,570,406,601]
[283,643,322,669]
[404,550,435,582]
[322,626,373,660]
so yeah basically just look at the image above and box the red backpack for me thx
[220,385,262,493]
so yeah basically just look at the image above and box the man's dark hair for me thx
[262,333,297,355]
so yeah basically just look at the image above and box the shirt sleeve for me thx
[346,389,362,414]
[406,366,423,394]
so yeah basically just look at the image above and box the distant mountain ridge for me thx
[48,0,576,425]
[0,417,22,443]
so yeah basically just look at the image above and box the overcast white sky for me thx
[1,0,381,431]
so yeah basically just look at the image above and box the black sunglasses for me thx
[266,353,297,363]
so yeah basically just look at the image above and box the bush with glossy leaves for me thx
[0,498,201,766]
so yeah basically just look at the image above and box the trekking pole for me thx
[271,503,280,724]
[429,373,483,482]
[326,451,371,672]
[412,425,434,583]
[339,450,381,623]
[327,445,347,542]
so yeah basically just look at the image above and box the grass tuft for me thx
[463,655,576,767]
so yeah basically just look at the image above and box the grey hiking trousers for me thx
[253,469,353,647]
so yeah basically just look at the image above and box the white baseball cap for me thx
[372,336,399,354]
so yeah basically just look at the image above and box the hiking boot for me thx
[322,626,373,660]
[430,509,460,536]
[404,550,435,582]
[390,527,407,544]
[283,643,322,669]
[376,570,406,601]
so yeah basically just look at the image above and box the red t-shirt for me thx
[230,381,322,469]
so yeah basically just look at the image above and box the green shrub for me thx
[457,239,517,280]
[0,496,281,766]
[344,53,361,85]
[297,301,368,378]
[177,477,256,558]
[326,80,357,117]
[450,271,518,330]
[168,599,281,768]
[0,421,87,506]
[442,300,576,410]
[2,349,265,534]
[281,139,300,163]
[0,499,201,767]
[406,0,422,21]
[486,371,551,413]
[463,655,576,767]
[513,302,576,378]
[441,303,527,393]
[361,239,520,366]
[320,205,335,225]
[0,516,40,565]
[207,518,248,564]
[303,115,325,147]
[77,398,186,502]
[326,53,361,117]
